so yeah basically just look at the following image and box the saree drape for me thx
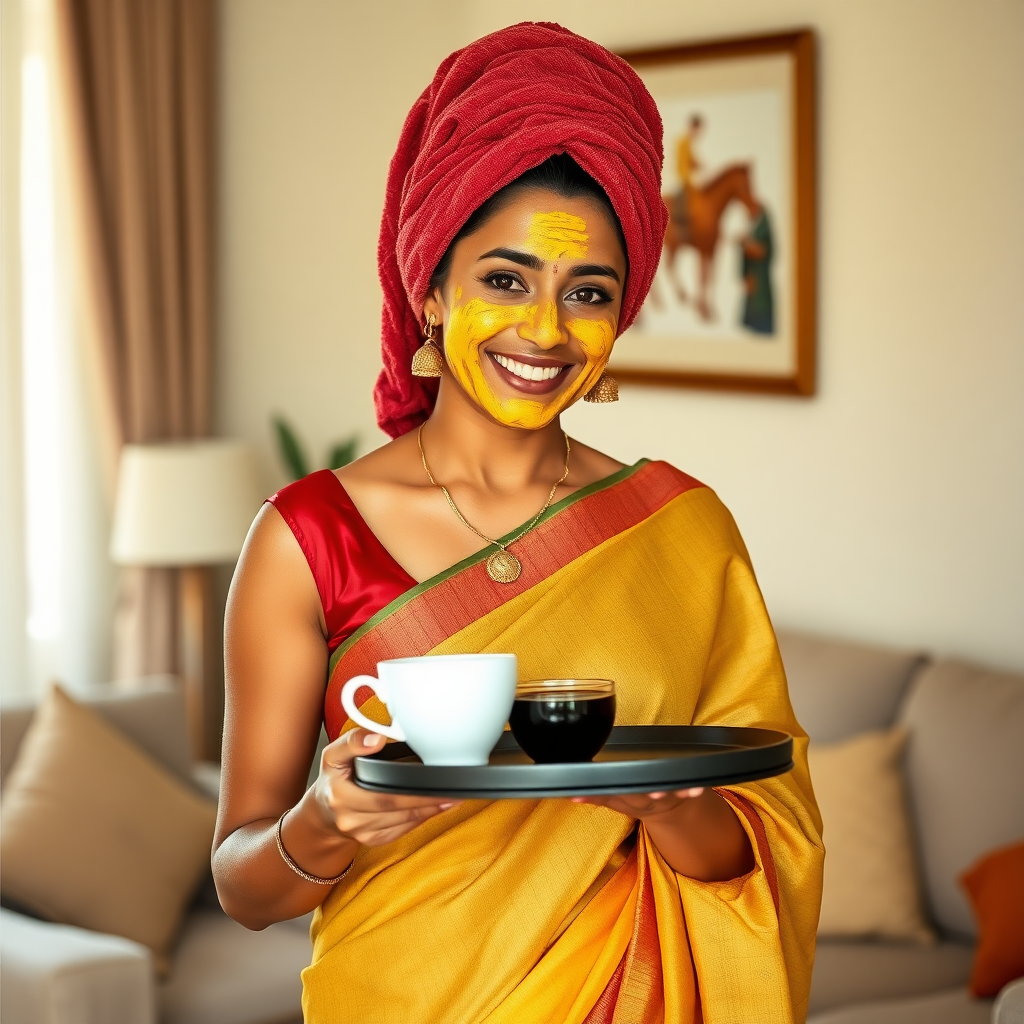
[305,460,823,1024]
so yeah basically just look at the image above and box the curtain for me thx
[53,0,217,680]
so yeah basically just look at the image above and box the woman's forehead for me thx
[459,190,625,260]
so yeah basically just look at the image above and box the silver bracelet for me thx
[275,809,354,885]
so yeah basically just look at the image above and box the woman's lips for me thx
[487,351,573,395]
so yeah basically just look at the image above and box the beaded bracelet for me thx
[275,809,353,885]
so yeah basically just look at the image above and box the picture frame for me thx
[611,30,817,395]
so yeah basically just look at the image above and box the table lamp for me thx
[110,440,265,759]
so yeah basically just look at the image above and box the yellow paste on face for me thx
[525,210,589,262]
[442,211,616,429]
[444,300,617,429]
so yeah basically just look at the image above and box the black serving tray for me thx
[353,725,793,799]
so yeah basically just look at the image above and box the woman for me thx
[214,22,823,1024]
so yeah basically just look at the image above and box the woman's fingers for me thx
[334,803,455,847]
[571,787,705,819]
[322,729,456,810]
[307,728,462,848]
[316,728,461,835]
[325,781,459,825]
[321,727,385,770]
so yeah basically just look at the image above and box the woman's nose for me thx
[518,300,568,348]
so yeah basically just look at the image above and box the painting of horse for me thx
[609,30,816,396]
[655,163,760,322]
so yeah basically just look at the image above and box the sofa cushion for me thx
[809,728,932,942]
[0,685,217,973]
[0,701,36,789]
[776,630,925,743]
[898,659,1024,938]
[159,909,309,1024]
[809,938,973,1015]
[0,908,156,1024]
[1,678,188,790]
[808,986,992,1024]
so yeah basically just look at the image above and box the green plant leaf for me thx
[327,436,358,470]
[272,416,310,481]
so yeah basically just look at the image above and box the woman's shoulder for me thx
[269,467,346,511]
[267,468,358,538]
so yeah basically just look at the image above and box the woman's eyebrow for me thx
[569,263,620,284]
[478,247,544,270]
[478,248,621,285]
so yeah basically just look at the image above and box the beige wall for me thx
[217,0,474,487]
[217,0,1024,670]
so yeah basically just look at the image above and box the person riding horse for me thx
[673,114,704,229]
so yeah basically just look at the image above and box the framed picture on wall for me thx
[611,30,817,395]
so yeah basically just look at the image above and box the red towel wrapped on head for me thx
[375,21,667,439]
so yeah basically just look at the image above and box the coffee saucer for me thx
[353,725,793,799]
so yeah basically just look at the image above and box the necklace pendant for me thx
[486,549,522,584]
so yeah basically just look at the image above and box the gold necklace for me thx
[417,425,571,584]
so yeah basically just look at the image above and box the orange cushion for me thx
[960,840,1024,997]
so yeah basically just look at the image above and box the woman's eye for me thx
[567,286,611,305]
[484,272,526,292]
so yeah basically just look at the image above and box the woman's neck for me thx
[420,375,569,496]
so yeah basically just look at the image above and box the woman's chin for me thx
[483,392,578,431]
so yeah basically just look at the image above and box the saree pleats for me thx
[302,463,823,1024]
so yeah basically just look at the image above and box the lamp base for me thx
[179,566,222,761]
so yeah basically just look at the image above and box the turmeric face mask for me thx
[439,203,623,430]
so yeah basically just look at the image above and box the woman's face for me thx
[425,189,627,430]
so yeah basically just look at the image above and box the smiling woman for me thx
[213,21,822,1024]
[426,171,625,429]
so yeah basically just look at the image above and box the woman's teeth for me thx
[493,353,564,381]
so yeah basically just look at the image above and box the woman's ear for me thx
[422,289,444,328]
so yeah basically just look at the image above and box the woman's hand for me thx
[572,786,755,883]
[571,787,705,822]
[309,728,460,849]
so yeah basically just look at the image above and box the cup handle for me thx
[340,675,406,742]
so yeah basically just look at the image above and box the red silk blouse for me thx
[267,470,417,654]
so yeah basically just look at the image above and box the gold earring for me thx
[411,313,444,377]
[583,372,619,403]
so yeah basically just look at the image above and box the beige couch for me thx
[0,685,310,1024]
[2,632,1022,1024]
[777,631,1024,1024]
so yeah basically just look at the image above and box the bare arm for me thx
[213,504,456,930]
[574,788,754,882]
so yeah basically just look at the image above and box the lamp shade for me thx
[110,440,266,566]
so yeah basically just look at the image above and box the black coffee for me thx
[509,691,616,763]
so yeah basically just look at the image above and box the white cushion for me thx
[0,908,156,1024]
[159,909,309,1024]
[995,978,1024,1024]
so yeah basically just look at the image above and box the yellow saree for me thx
[304,460,823,1024]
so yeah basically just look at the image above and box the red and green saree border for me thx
[324,459,705,738]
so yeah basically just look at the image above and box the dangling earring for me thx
[584,372,619,403]
[411,313,444,377]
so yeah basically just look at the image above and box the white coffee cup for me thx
[340,653,517,766]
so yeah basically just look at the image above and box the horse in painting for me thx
[655,163,760,322]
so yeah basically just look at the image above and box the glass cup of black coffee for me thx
[509,679,616,763]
